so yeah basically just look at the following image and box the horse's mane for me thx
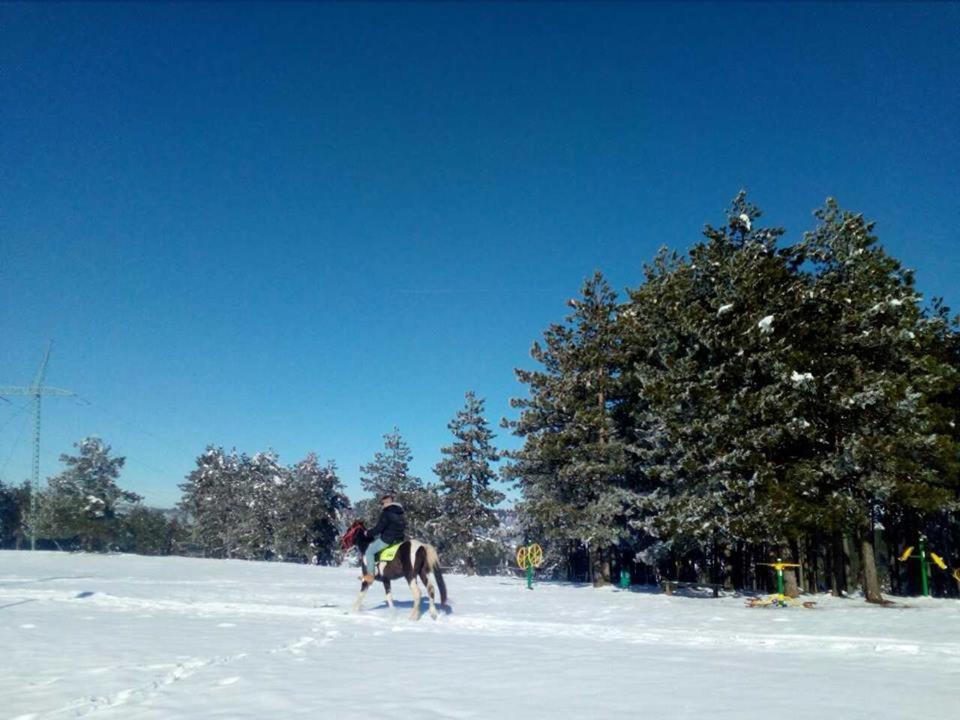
[340,520,366,551]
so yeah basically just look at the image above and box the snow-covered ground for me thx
[2,552,957,719]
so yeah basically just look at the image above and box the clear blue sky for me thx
[2,2,958,508]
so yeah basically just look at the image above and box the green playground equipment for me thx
[900,534,949,597]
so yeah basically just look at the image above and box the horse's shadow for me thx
[373,599,453,616]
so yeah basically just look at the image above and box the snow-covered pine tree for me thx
[433,392,505,572]
[359,428,440,539]
[620,193,819,591]
[273,453,350,564]
[38,437,141,551]
[237,450,287,560]
[181,447,351,562]
[793,199,960,602]
[504,272,638,585]
[179,446,248,558]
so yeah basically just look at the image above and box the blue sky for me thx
[2,2,958,507]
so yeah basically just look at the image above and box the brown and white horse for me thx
[340,520,448,620]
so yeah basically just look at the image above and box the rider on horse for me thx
[362,492,406,583]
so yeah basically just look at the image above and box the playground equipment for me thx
[746,559,816,608]
[516,543,543,590]
[900,534,951,597]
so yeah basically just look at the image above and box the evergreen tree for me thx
[179,446,248,558]
[0,481,30,549]
[180,447,350,562]
[508,193,960,597]
[359,428,439,539]
[504,272,637,585]
[621,193,814,587]
[38,437,141,551]
[235,450,287,559]
[433,392,505,572]
[117,507,181,555]
[274,453,350,564]
[792,200,960,601]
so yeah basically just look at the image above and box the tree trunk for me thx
[889,535,902,596]
[587,544,607,587]
[844,534,860,591]
[860,523,884,604]
[593,546,611,586]
[792,538,805,596]
[805,536,818,594]
[721,543,734,592]
[830,531,847,597]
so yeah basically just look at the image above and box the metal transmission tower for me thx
[0,342,75,550]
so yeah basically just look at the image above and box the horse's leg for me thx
[419,565,438,620]
[406,566,422,621]
[383,578,394,612]
[352,579,371,613]
[353,552,372,612]
[398,542,422,621]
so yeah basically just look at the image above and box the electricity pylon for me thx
[0,342,75,550]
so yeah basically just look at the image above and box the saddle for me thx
[375,542,403,564]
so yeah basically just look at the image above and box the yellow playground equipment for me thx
[516,543,543,590]
[746,559,816,609]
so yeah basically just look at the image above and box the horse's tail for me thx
[426,544,447,606]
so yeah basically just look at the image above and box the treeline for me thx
[5,194,958,600]
[0,393,514,572]
[177,391,511,568]
[0,438,186,554]
[503,194,960,600]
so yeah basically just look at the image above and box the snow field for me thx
[1,551,957,719]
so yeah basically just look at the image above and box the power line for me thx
[0,399,33,436]
[0,409,31,479]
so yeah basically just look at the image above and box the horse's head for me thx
[340,520,367,552]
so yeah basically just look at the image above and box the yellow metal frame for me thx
[516,543,544,570]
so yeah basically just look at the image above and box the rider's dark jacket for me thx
[368,502,406,544]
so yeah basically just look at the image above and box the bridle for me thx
[340,520,366,551]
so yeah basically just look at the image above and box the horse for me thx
[340,519,448,620]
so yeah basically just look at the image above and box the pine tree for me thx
[632,198,800,531]
[359,428,439,538]
[434,392,505,572]
[792,200,960,602]
[0,481,30,549]
[274,453,350,564]
[38,438,141,551]
[116,507,180,556]
[179,446,248,558]
[505,272,638,585]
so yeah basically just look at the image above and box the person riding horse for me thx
[362,492,406,583]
